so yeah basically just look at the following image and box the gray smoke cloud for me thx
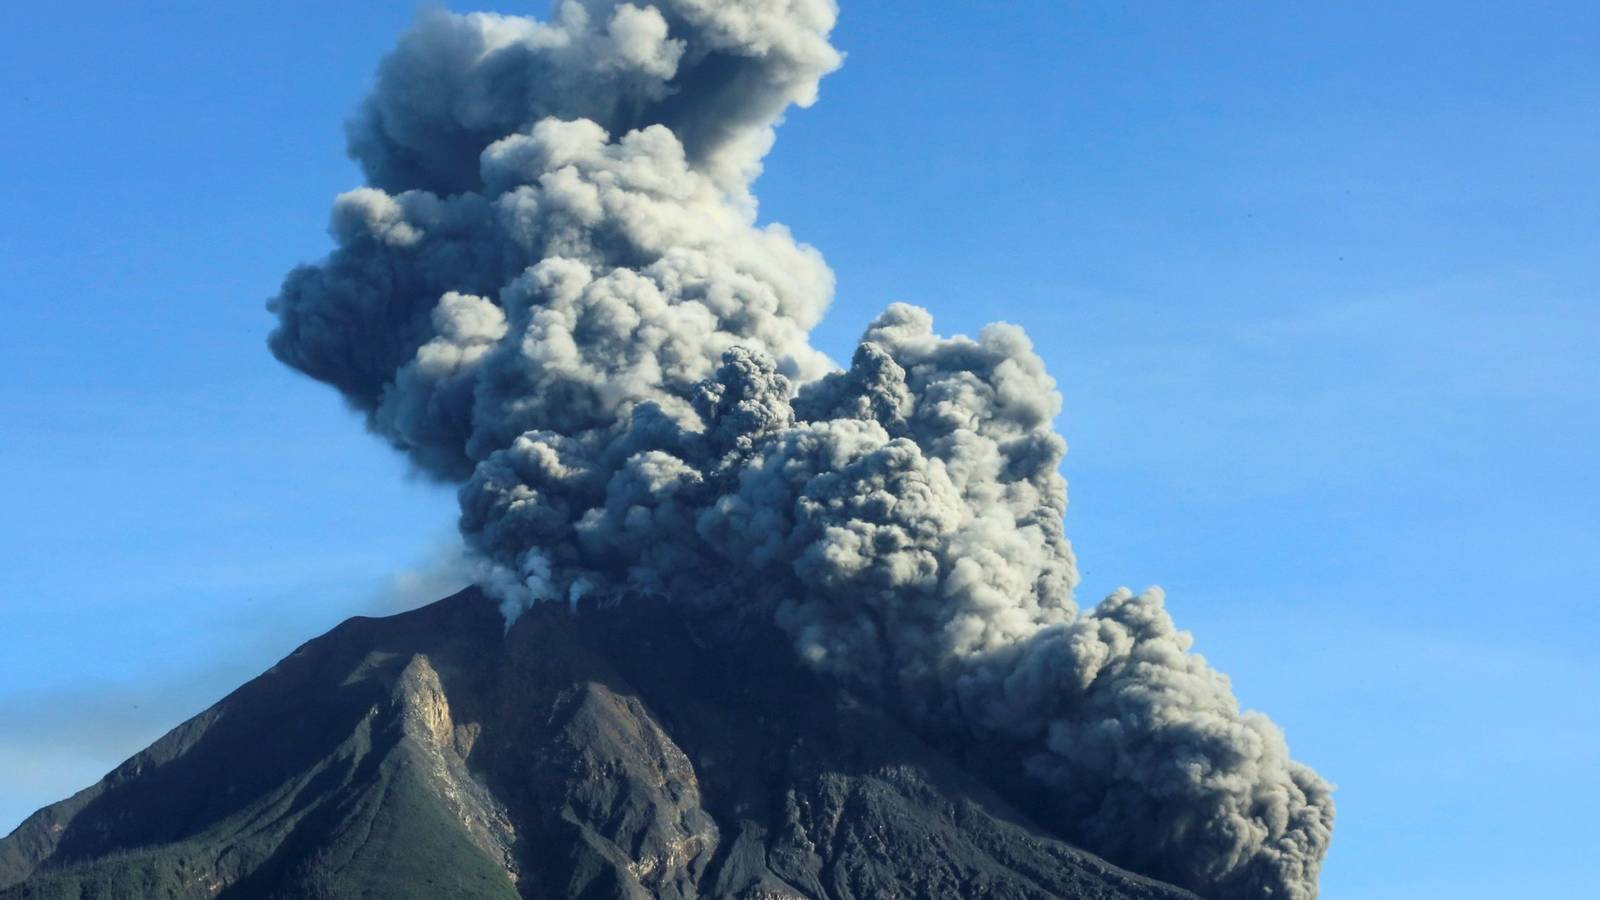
[267,3,1334,896]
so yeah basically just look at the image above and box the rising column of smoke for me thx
[268,3,1333,897]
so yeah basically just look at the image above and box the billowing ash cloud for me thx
[268,2,1333,896]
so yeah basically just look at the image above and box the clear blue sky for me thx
[2,3,1596,896]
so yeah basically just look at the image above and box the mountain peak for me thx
[1,591,1196,899]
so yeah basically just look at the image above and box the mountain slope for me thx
[0,590,1198,900]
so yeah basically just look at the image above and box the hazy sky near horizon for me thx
[1,2,1596,897]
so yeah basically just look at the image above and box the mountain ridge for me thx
[1,589,1199,899]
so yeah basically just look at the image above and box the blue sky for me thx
[2,2,1596,896]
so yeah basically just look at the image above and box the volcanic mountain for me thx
[0,590,1198,899]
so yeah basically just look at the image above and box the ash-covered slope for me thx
[0,590,1197,900]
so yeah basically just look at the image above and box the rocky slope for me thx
[0,590,1198,899]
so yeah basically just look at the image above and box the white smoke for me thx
[267,3,1333,896]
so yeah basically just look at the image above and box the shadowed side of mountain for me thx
[0,590,1198,900]
[0,594,518,899]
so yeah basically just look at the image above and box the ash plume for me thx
[267,2,1334,897]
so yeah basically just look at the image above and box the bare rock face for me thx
[0,590,1197,900]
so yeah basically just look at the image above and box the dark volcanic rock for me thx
[0,590,1198,900]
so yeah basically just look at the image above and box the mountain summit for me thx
[1,590,1197,899]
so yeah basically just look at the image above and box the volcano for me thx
[0,591,1197,899]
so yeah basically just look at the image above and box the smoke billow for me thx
[268,2,1333,896]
